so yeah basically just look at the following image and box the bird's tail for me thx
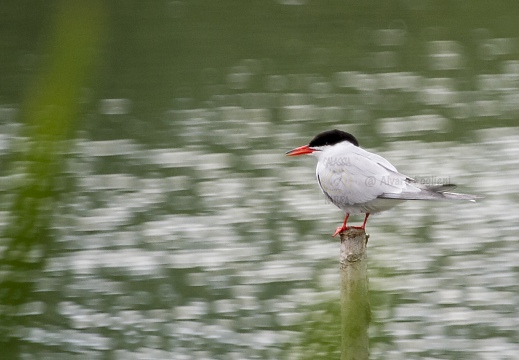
[439,191,482,202]
[379,184,482,202]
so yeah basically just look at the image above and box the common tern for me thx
[286,129,480,236]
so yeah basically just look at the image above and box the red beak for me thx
[286,145,315,156]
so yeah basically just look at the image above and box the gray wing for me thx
[316,146,420,205]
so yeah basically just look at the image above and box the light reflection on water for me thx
[6,122,516,359]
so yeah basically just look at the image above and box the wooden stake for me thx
[340,228,370,360]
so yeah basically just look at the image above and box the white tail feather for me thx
[379,190,481,201]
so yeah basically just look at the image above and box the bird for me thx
[286,129,480,237]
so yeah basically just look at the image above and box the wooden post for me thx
[340,228,370,360]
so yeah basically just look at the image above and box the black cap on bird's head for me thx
[286,129,359,156]
[309,129,359,147]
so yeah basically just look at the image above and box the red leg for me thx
[332,214,350,237]
[352,213,370,230]
[361,213,370,229]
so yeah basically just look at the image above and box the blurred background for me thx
[1,1,519,359]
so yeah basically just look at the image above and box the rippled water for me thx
[2,2,519,359]
[6,119,518,360]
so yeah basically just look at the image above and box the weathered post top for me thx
[340,228,368,268]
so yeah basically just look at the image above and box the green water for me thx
[1,1,519,359]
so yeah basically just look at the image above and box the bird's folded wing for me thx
[316,147,416,205]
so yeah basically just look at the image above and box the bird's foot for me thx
[333,224,367,236]
[350,225,366,230]
[332,225,349,237]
